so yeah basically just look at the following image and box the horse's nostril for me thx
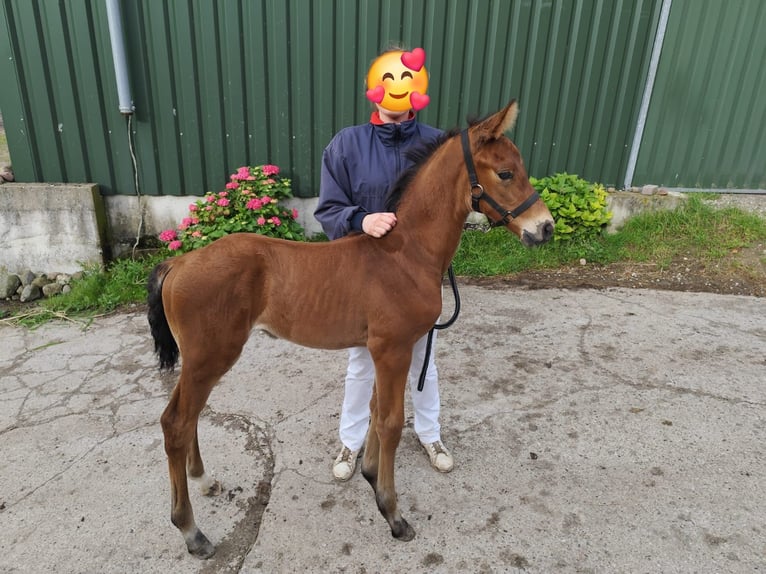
[542,220,554,241]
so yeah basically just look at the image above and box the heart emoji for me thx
[410,92,430,111]
[366,85,385,104]
[401,48,426,72]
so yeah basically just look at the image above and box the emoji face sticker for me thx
[366,48,430,112]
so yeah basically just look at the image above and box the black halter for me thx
[460,129,540,227]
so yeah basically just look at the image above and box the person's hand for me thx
[362,212,397,237]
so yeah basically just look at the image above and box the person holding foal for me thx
[314,47,454,481]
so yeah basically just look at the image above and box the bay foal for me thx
[148,100,554,557]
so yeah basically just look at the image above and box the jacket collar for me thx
[370,111,418,146]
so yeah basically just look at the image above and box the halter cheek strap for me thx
[460,129,540,227]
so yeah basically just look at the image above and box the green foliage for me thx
[453,194,766,276]
[530,173,612,241]
[615,194,766,265]
[453,228,619,276]
[42,254,166,316]
[158,165,306,254]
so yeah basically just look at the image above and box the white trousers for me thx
[339,331,441,451]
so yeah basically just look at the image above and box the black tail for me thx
[147,261,179,371]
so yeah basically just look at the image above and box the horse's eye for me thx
[498,171,513,181]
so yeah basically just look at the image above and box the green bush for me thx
[530,173,612,241]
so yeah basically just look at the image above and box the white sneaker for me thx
[421,440,454,473]
[332,446,359,481]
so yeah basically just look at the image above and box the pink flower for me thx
[265,178,276,185]
[205,205,213,211]
[191,218,199,225]
[257,217,266,225]
[159,229,177,242]
[246,198,263,210]
[226,182,239,190]
[216,198,230,207]
[262,164,280,176]
[191,231,202,238]
[168,240,183,251]
[219,191,228,197]
[261,195,272,204]
[189,204,198,212]
[232,166,251,181]
[270,216,281,226]
[291,208,298,219]
[206,194,216,203]
[178,217,195,230]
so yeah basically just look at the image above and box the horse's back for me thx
[158,234,367,349]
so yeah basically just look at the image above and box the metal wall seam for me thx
[623,0,672,190]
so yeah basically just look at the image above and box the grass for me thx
[3,254,166,328]
[2,195,765,327]
[452,195,766,275]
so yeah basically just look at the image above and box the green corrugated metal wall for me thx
[633,0,766,189]
[1,0,762,197]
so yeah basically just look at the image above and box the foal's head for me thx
[463,101,554,246]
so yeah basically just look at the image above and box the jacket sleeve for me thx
[314,136,367,240]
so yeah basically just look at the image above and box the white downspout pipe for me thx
[106,0,134,115]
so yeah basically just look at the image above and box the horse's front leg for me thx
[367,346,415,541]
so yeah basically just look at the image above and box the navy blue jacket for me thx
[315,113,443,240]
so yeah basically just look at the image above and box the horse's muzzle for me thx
[522,219,555,246]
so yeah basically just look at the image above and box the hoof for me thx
[186,529,216,559]
[391,518,416,541]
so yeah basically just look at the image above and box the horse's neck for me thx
[395,146,470,272]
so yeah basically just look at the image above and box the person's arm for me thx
[314,140,364,240]
[314,137,396,239]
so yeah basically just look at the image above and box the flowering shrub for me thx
[158,165,305,254]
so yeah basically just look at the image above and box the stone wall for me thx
[0,183,110,274]
[0,182,322,274]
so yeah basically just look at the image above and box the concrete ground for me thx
[1,286,764,573]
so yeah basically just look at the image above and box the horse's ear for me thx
[475,100,519,142]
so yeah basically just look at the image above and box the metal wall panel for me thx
[633,0,766,189]
[2,0,664,199]
[0,0,132,192]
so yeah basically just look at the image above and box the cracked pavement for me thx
[1,286,764,573]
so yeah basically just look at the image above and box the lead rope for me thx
[417,264,461,391]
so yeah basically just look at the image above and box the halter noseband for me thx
[460,129,540,227]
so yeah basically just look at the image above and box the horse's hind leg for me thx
[161,366,222,559]
[361,384,380,490]
[187,425,222,496]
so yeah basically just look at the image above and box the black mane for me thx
[384,127,462,212]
